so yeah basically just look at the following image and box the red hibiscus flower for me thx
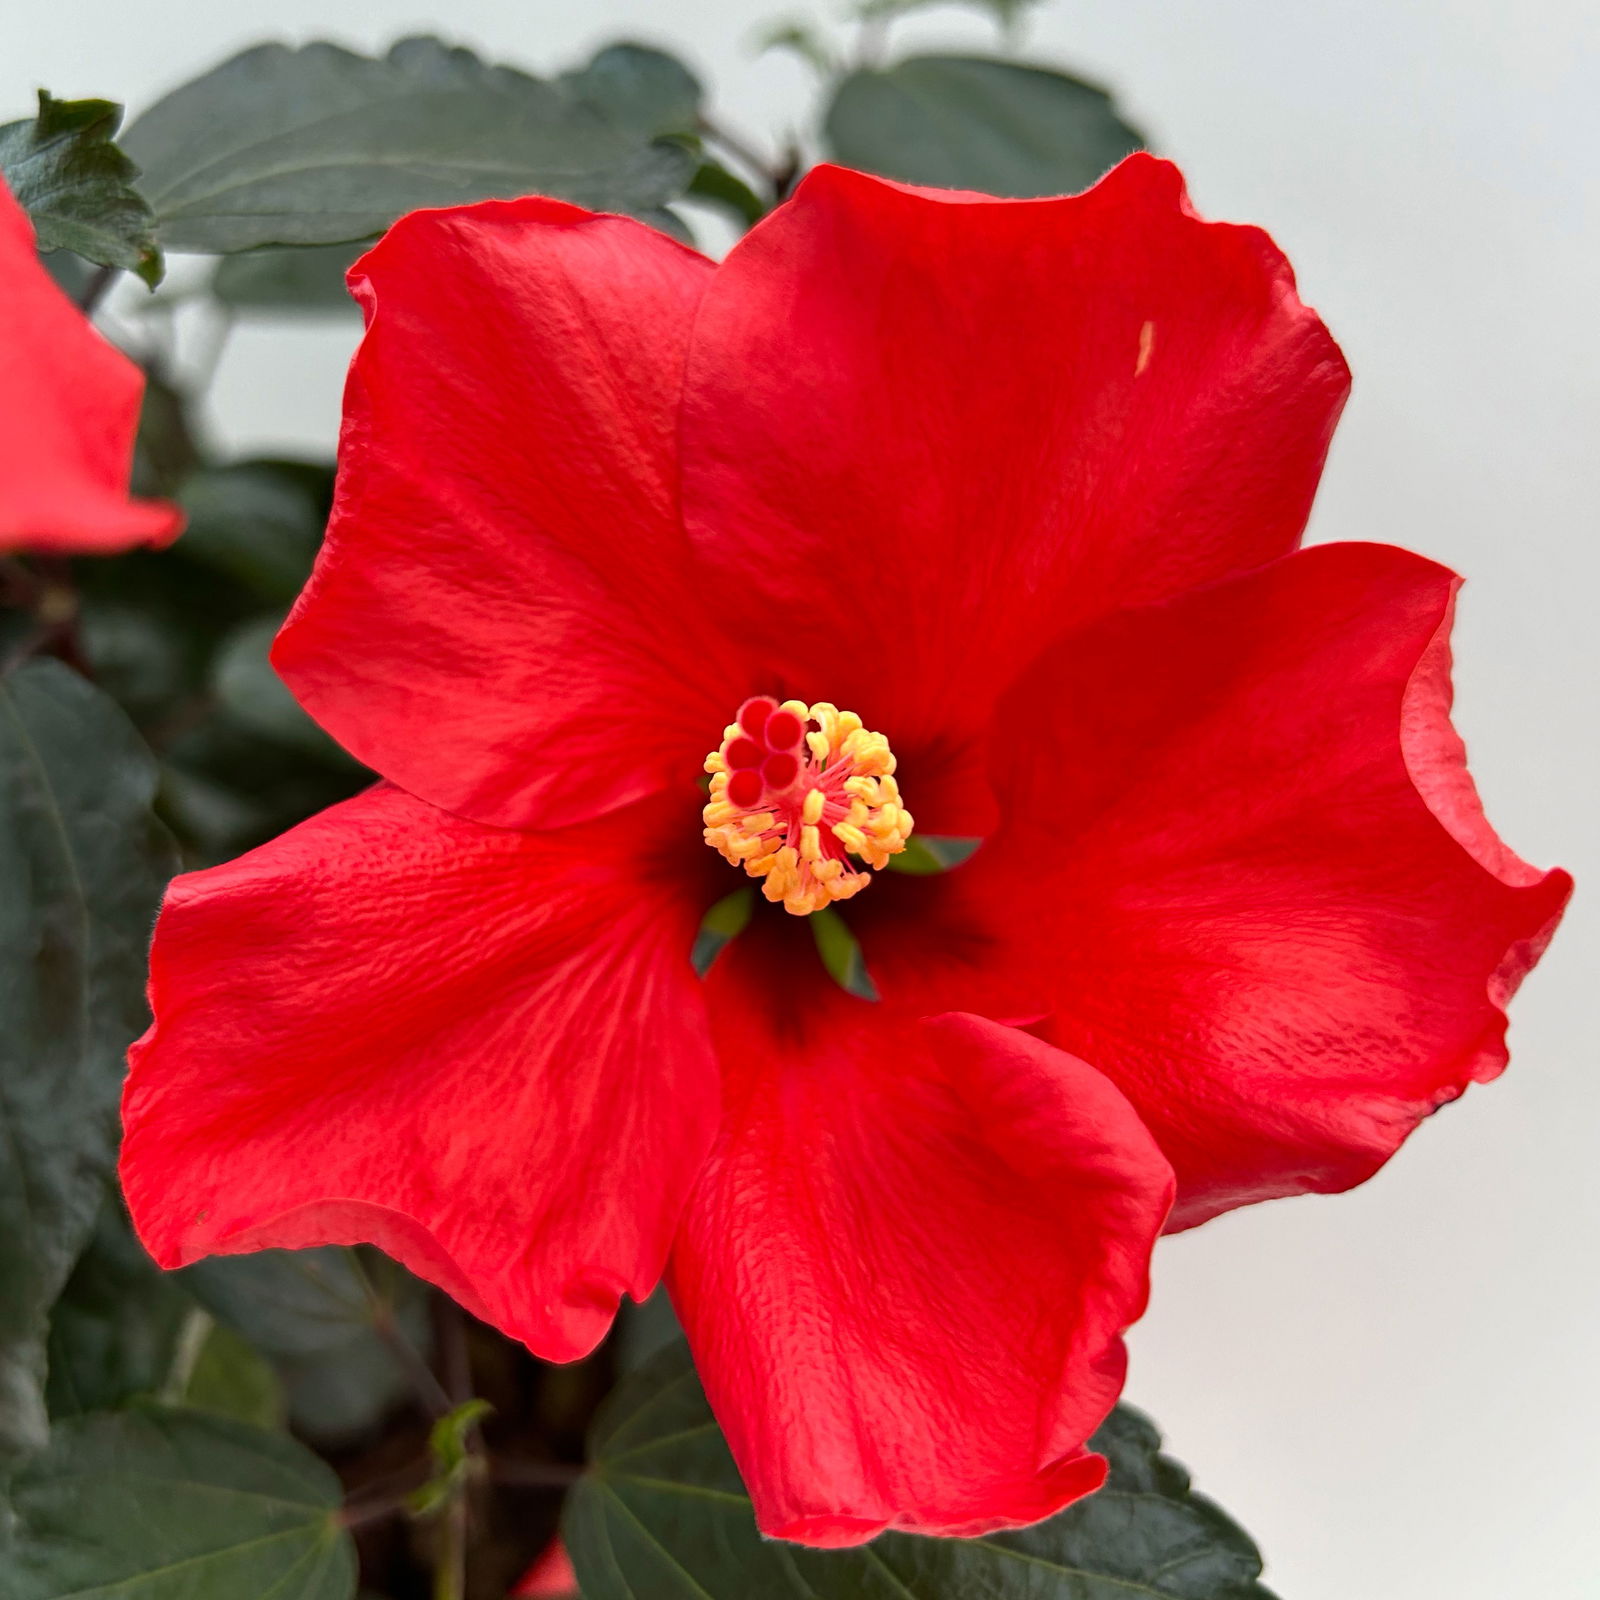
[0,177,180,553]
[120,156,1569,1545]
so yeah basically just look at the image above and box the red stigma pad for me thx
[738,696,778,738]
[727,769,765,809]
[764,709,804,751]
[762,751,799,789]
[726,737,765,770]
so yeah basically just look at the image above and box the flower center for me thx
[702,697,914,916]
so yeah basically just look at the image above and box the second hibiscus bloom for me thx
[120,156,1568,1545]
[0,175,179,554]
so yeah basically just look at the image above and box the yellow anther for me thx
[832,822,868,854]
[701,699,915,916]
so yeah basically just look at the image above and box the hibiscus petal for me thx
[669,952,1173,1545]
[977,541,1571,1229]
[274,200,739,830]
[121,783,720,1361]
[679,155,1348,751]
[0,179,180,553]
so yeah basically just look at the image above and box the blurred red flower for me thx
[0,177,180,553]
[121,156,1568,1545]
[509,1539,578,1598]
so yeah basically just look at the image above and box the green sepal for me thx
[810,906,880,1001]
[691,888,755,977]
[887,833,983,875]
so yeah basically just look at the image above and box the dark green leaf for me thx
[176,459,329,603]
[211,241,364,312]
[0,660,174,1454]
[212,613,351,763]
[824,54,1143,197]
[155,765,274,860]
[156,713,369,866]
[0,91,162,284]
[45,1198,191,1420]
[810,907,879,1001]
[691,888,754,977]
[6,1406,356,1599]
[184,1247,433,1444]
[563,42,702,137]
[615,1287,684,1376]
[183,1247,393,1360]
[886,834,982,875]
[277,1330,418,1447]
[40,248,99,298]
[181,1320,287,1429]
[567,1339,1277,1600]
[180,1241,377,1356]
[565,1341,795,1598]
[123,37,699,253]
[75,601,192,720]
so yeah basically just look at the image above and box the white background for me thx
[9,3,1596,1595]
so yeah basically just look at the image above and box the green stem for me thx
[430,1296,480,1600]
[433,1491,468,1600]
[160,1306,214,1401]
[698,114,780,192]
[78,263,117,314]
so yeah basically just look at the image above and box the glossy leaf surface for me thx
[7,1406,355,1599]
[0,92,162,283]
[825,55,1142,197]
[123,38,699,253]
